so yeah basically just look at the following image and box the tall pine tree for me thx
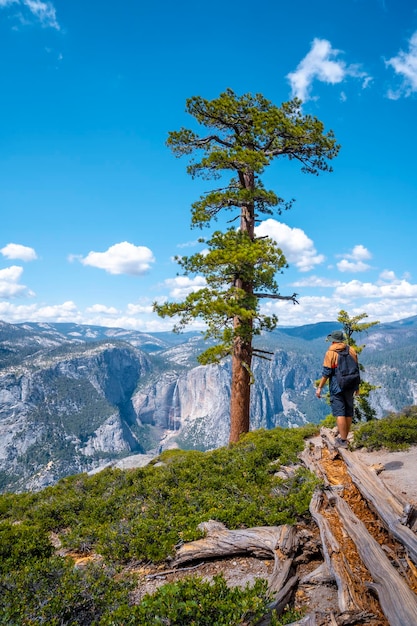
[154,89,339,442]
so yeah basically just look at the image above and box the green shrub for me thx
[0,557,135,625]
[320,413,336,429]
[0,523,53,574]
[271,606,306,625]
[1,427,319,564]
[353,406,417,451]
[102,574,270,626]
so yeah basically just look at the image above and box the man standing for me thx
[316,330,360,448]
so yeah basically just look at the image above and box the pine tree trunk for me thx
[229,332,252,443]
[228,191,255,444]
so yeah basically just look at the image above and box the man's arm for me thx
[316,376,328,398]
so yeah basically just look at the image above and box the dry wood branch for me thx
[299,446,328,485]
[299,562,334,585]
[400,502,417,529]
[309,490,362,614]
[255,574,299,626]
[332,490,417,626]
[173,520,299,566]
[337,446,417,566]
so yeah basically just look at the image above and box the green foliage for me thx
[271,606,306,625]
[0,426,320,624]
[353,406,417,451]
[104,574,271,626]
[320,413,337,429]
[167,90,339,210]
[0,523,53,574]
[0,428,318,565]
[156,89,339,367]
[155,229,289,364]
[0,557,135,625]
[337,310,379,355]
[337,309,380,423]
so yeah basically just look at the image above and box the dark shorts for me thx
[330,391,354,417]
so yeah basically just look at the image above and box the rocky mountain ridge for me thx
[1,317,417,492]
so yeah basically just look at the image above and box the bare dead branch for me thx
[254,292,299,304]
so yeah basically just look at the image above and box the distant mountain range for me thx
[1,316,417,493]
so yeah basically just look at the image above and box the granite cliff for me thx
[1,317,417,492]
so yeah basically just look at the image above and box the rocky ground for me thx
[356,445,417,505]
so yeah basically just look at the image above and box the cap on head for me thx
[326,330,345,342]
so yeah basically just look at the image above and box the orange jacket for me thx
[322,342,359,394]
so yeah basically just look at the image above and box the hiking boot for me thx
[334,436,348,449]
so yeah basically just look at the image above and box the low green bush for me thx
[0,522,53,574]
[102,574,270,625]
[0,558,135,625]
[320,414,336,429]
[353,406,417,451]
[1,426,319,564]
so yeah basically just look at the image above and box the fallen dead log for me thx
[299,561,333,585]
[331,489,417,626]
[173,520,299,566]
[336,446,417,566]
[309,490,366,615]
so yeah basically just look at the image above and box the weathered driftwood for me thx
[299,561,334,585]
[255,574,299,626]
[173,520,299,566]
[400,502,417,530]
[299,446,328,485]
[335,446,417,566]
[332,489,417,626]
[309,490,365,615]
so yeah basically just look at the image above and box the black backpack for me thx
[335,346,360,391]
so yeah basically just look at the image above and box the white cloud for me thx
[335,278,417,299]
[287,38,371,101]
[348,244,372,261]
[164,275,207,299]
[1,243,37,262]
[378,269,401,284]
[127,303,154,315]
[255,219,325,272]
[80,242,155,276]
[336,244,372,273]
[291,275,342,288]
[337,259,371,273]
[177,240,201,249]
[86,304,120,315]
[0,0,59,29]
[0,265,35,298]
[34,301,79,319]
[386,31,417,98]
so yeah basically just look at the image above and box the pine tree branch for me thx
[192,134,234,149]
[254,292,299,304]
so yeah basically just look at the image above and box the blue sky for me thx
[1,0,417,332]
